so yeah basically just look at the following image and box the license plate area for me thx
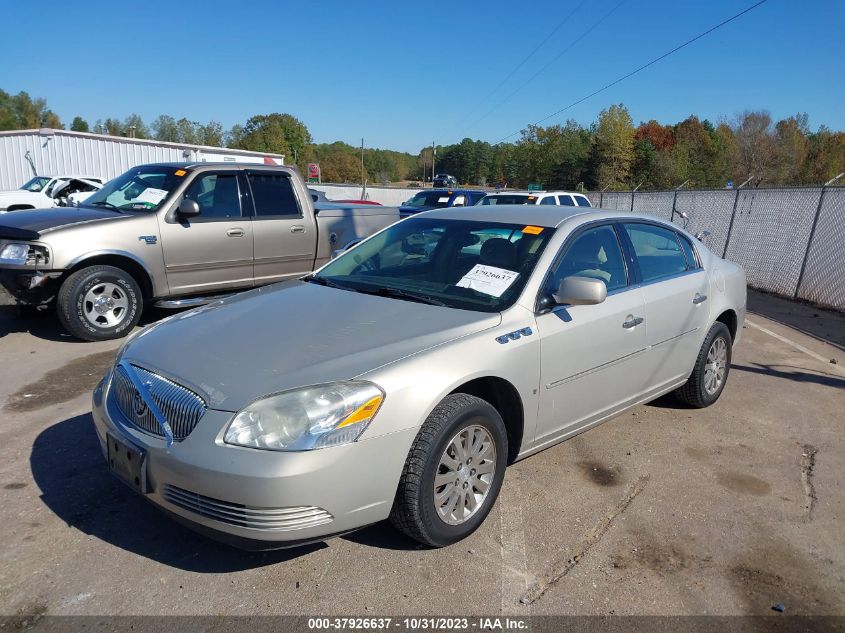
[107,432,147,494]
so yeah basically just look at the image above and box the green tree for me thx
[773,115,810,184]
[123,113,149,139]
[233,113,312,163]
[593,104,636,190]
[70,116,89,132]
[152,115,179,142]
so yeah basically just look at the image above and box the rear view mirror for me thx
[553,276,607,306]
[178,199,201,218]
[401,236,426,256]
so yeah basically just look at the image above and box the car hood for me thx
[0,207,129,238]
[121,280,501,412]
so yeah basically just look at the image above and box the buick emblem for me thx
[133,391,148,418]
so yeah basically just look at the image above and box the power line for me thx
[494,0,770,144]
[455,0,588,127]
[461,0,629,137]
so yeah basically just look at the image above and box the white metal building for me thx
[0,128,284,190]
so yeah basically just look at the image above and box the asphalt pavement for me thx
[0,290,843,618]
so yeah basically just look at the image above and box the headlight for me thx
[224,381,384,451]
[0,243,29,265]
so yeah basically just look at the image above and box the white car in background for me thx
[0,175,104,212]
[479,190,593,208]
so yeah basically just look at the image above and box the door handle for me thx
[226,228,245,237]
[692,293,708,304]
[290,225,306,234]
[622,316,644,329]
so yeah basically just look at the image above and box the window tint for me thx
[624,223,689,282]
[574,195,592,207]
[540,196,557,205]
[678,234,700,269]
[557,195,575,206]
[548,225,628,294]
[183,173,242,219]
[247,172,301,217]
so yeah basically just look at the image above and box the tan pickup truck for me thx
[0,163,398,340]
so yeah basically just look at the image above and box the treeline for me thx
[434,106,845,190]
[2,88,843,189]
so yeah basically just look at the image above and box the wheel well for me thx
[6,205,34,211]
[716,309,738,342]
[450,377,524,464]
[67,255,154,300]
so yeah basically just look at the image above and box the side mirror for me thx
[177,198,201,218]
[552,276,607,306]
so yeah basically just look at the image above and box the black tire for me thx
[390,393,508,547]
[56,265,143,341]
[674,322,732,408]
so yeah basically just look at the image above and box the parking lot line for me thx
[744,318,845,377]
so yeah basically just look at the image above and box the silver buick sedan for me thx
[92,205,746,549]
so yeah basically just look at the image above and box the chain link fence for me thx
[586,186,845,312]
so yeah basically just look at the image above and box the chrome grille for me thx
[161,485,334,531]
[111,364,206,441]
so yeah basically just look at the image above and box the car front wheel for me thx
[57,265,143,341]
[674,321,732,408]
[390,393,508,547]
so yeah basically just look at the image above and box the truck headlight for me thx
[224,381,384,451]
[0,243,29,265]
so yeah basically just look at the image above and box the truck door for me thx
[244,169,318,285]
[158,170,254,296]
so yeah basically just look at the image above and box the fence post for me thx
[722,188,742,258]
[794,186,829,299]
[670,190,678,223]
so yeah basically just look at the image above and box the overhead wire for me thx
[493,0,770,144]
[460,0,630,137]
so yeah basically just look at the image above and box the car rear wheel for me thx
[390,393,508,547]
[674,321,732,408]
[57,265,143,341]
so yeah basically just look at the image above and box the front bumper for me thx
[0,268,63,306]
[91,371,417,548]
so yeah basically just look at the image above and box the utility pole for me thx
[361,138,365,186]
[431,142,436,187]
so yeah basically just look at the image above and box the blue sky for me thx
[1,0,843,153]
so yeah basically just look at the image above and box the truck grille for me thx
[161,485,334,531]
[111,364,206,441]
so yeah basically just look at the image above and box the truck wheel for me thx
[390,394,508,547]
[57,265,143,341]
[674,322,732,408]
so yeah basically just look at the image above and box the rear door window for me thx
[246,171,302,218]
[623,223,690,282]
[557,195,575,206]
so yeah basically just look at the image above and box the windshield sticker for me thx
[437,197,450,203]
[134,187,169,205]
[456,264,519,298]
[522,225,544,235]
[174,169,187,176]
[131,203,155,209]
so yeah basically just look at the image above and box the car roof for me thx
[421,204,640,227]
[483,190,585,196]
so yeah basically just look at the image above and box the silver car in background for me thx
[92,205,746,549]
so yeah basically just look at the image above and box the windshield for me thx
[313,217,555,313]
[404,191,453,208]
[20,176,51,192]
[81,166,186,212]
[479,194,533,205]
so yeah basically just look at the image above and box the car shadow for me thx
[341,521,420,551]
[30,413,327,572]
[747,289,845,352]
[0,305,177,343]
[732,362,845,390]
